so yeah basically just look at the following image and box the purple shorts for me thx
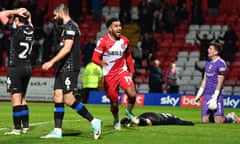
[201,94,224,117]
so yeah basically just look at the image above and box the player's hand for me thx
[42,61,53,71]
[16,8,28,17]
[194,96,200,106]
[194,87,203,106]
[100,60,108,67]
[207,90,219,110]
[207,98,217,110]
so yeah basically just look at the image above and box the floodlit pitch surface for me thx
[0,102,239,144]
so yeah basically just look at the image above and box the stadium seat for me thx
[175,60,186,68]
[134,76,143,84]
[0,65,7,76]
[189,51,200,58]
[211,25,221,32]
[199,25,210,31]
[215,16,226,25]
[180,70,193,78]
[224,86,233,95]
[137,84,149,93]
[32,66,43,77]
[102,6,110,13]
[192,71,202,77]
[233,86,240,95]
[184,85,196,94]
[185,61,196,69]
[177,51,189,58]
[174,33,185,42]
[190,76,202,86]
[189,24,199,32]
[110,6,120,13]
[205,16,214,25]
[224,80,236,87]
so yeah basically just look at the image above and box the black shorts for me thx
[54,71,79,94]
[7,66,32,94]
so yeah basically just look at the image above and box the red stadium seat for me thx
[0,65,7,76]
[32,66,43,77]
[42,67,56,77]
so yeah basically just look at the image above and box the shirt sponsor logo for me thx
[66,30,75,36]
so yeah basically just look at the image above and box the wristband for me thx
[196,87,204,98]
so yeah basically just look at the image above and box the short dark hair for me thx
[54,4,69,15]
[210,42,222,56]
[106,17,120,28]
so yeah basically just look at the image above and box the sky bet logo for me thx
[160,95,179,106]
[224,97,240,108]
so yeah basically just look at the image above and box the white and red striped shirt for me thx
[92,34,134,76]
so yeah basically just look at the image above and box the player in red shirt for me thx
[92,17,138,130]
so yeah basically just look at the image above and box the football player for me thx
[0,8,33,135]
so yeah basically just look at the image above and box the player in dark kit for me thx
[121,112,194,127]
[0,8,33,135]
[41,4,101,140]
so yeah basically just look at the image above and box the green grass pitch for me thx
[0,101,240,144]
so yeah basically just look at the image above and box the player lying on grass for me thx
[121,111,240,127]
[120,112,195,127]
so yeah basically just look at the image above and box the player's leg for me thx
[20,97,29,133]
[119,72,137,123]
[64,72,102,139]
[214,97,225,123]
[4,93,23,135]
[104,76,121,130]
[20,70,31,133]
[111,101,121,130]
[5,68,24,135]
[41,74,64,138]
[224,112,240,123]
[64,91,102,139]
[201,98,211,123]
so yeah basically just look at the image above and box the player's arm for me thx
[211,66,226,99]
[42,39,73,70]
[207,65,226,110]
[0,8,28,25]
[125,47,135,76]
[195,72,206,105]
[24,10,33,27]
[92,40,108,67]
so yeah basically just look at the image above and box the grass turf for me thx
[0,102,240,144]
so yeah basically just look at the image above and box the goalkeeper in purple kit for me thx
[195,43,240,123]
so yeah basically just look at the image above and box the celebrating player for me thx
[0,8,33,135]
[40,4,101,139]
[195,43,240,123]
[92,17,138,130]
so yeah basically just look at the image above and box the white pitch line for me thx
[0,128,8,131]
[0,120,81,131]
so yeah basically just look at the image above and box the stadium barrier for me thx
[0,76,240,108]
[88,91,240,108]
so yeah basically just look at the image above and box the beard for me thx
[55,17,64,25]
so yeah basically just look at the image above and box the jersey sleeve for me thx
[92,39,104,65]
[217,62,227,76]
[64,25,76,41]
